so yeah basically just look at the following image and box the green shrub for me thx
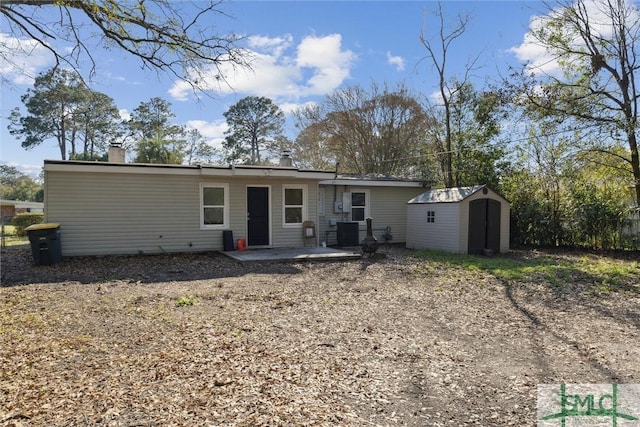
[12,212,44,236]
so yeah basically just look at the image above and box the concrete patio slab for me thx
[220,246,362,262]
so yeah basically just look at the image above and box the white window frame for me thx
[350,189,370,223]
[282,184,308,228]
[200,183,229,230]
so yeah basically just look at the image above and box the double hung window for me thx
[283,185,307,226]
[351,191,369,222]
[200,183,229,229]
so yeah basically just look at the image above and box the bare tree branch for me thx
[519,0,640,206]
[419,2,479,187]
[0,0,249,93]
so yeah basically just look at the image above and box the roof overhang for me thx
[319,179,425,187]
[0,199,45,209]
[44,160,336,180]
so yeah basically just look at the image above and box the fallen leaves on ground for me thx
[1,247,639,426]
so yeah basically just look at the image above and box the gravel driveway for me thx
[1,245,639,426]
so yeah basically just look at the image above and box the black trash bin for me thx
[25,223,62,266]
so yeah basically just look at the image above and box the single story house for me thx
[406,186,510,254]
[1,199,44,223]
[43,148,426,256]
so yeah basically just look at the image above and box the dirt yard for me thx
[1,246,639,426]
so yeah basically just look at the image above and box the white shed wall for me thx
[407,188,510,254]
[406,203,462,252]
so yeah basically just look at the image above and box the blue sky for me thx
[0,1,552,178]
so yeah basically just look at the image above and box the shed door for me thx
[247,186,269,246]
[486,199,501,251]
[468,198,501,254]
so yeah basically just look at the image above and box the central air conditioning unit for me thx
[337,221,359,246]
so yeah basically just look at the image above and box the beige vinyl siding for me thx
[368,187,425,243]
[274,183,319,247]
[318,185,424,245]
[232,180,319,248]
[45,170,321,256]
[406,203,461,252]
[318,185,347,245]
[46,171,206,256]
[227,180,249,244]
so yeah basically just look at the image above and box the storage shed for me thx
[406,185,509,254]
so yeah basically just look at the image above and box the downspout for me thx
[333,161,339,212]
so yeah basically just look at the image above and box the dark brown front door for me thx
[247,186,269,246]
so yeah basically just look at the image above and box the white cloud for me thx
[4,161,42,180]
[296,34,356,95]
[186,119,228,139]
[248,34,293,58]
[386,51,405,71]
[119,109,131,121]
[508,17,563,76]
[168,80,193,101]
[0,33,52,84]
[186,119,228,150]
[169,33,356,101]
[278,101,317,115]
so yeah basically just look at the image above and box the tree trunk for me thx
[629,132,640,208]
[59,116,67,160]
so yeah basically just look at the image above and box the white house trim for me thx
[319,179,424,187]
[44,160,335,180]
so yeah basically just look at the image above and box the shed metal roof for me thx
[407,185,486,204]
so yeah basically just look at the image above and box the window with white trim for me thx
[200,183,229,229]
[283,184,307,226]
[351,190,369,222]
